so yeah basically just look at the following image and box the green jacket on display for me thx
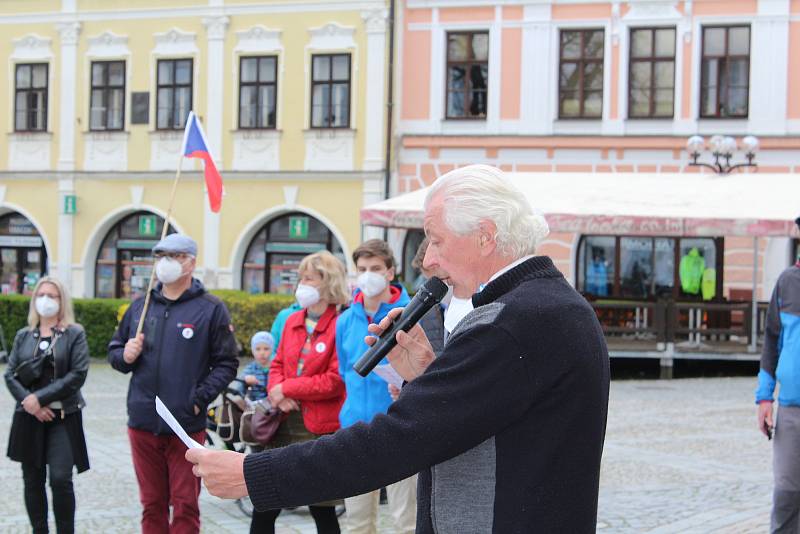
[680,248,705,295]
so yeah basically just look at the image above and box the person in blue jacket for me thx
[270,300,302,357]
[335,239,416,534]
[757,216,800,533]
[108,234,238,534]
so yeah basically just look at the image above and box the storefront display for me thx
[242,212,344,295]
[577,235,721,300]
[95,211,174,298]
[0,213,47,295]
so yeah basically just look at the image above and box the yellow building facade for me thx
[0,0,389,298]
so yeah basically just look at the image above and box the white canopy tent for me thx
[361,172,800,354]
[361,172,800,237]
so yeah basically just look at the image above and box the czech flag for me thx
[181,111,223,213]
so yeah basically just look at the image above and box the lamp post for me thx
[686,135,759,174]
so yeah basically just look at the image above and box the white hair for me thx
[424,164,550,259]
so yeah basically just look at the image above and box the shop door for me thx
[0,246,46,295]
[119,249,155,300]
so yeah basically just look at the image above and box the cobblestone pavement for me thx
[0,362,772,533]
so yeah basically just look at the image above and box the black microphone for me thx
[353,276,449,377]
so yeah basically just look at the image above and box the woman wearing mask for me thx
[5,276,90,534]
[250,250,349,534]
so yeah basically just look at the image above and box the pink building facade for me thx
[393,0,800,312]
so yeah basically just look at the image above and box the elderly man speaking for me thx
[187,164,610,532]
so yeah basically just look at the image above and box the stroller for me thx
[205,378,254,516]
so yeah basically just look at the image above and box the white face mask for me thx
[35,296,60,319]
[155,257,184,285]
[295,284,321,308]
[356,271,388,298]
[444,296,474,333]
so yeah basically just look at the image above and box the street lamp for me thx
[686,135,759,174]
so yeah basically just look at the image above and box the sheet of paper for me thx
[374,364,404,389]
[155,396,204,450]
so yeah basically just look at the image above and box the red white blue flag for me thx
[181,111,223,213]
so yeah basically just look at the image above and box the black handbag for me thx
[14,356,46,388]
[14,329,61,388]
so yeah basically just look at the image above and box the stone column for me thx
[56,21,80,290]
[201,16,228,288]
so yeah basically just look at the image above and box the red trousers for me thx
[128,427,205,534]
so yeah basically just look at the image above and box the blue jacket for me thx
[108,279,239,434]
[336,284,410,428]
[757,265,800,406]
[271,303,302,356]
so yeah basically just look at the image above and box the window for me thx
[95,212,175,299]
[577,235,721,300]
[559,29,604,119]
[239,56,277,129]
[15,63,48,131]
[0,212,47,296]
[156,59,193,130]
[310,54,350,128]
[700,25,750,118]
[90,61,125,130]
[629,27,676,118]
[242,213,345,294]
[445,32,489,119]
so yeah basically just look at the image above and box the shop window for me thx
[239,56,277,129]
[90,60,125,130]
[629,27,676,118]
[156,58,193,130]
[15,63,48,131]
[402,230,426,291]
[0,213,47,295]
[577,235,720,300]
[700,25,750,118]
[445,31,489,119]
[310,54,350,128]
[95,212,175,299]
[793,239,800,265]
[578,236,615,297]
[242,213,344,295]
[559,29,604,118]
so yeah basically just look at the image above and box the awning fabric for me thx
[360,172,800,237]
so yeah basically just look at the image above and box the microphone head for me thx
[421,276,449,302]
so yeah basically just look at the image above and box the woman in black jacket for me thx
[4,276,90,534]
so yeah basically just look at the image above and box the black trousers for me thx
[21,419,76,534]
[250,505,340,534]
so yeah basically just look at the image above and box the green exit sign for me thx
[62,194,77,215]
[289,216,309,239]
[139,215,157,237]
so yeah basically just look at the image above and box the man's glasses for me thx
[154,252,190,260]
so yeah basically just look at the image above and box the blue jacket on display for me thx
[336,284,410,428]
[108,279,239,434]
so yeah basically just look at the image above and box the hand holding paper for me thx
[374,363,404,389]
[155,396,204,450]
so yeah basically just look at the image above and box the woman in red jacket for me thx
[253,250,350,534]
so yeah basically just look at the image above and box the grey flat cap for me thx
[152,234,197,256]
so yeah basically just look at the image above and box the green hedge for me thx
[0,291,295,359]
[210,290,295,353]
[0,296,127,359]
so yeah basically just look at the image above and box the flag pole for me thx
[135,154,185,336]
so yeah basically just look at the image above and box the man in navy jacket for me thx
[109,234,237,534]
[187,166,610,533]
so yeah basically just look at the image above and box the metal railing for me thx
[589,298,768,352]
